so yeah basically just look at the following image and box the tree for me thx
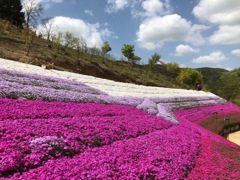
[132,55,141,64]
[121,44,135,62]
[177,68,203,88]
[215,71,240,101]
[148,53,161,70]
[24,28,36,56]
[52,32,63,52]
[41,17,56,41]
[164,62,181,74]
[0,0,25,28]
[63,32,75,48]
[79,36,87,53]
[121,44,142,66]
[23,0,43,28]
[101,41,112,58]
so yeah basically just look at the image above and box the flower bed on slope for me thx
[187,136,240,180]
[173,105,240,179]
[0,68,111,103]
[173,102,240,123]
[1,59,240,179]
[1,125,201,180]
[0,68,226,123]
[0,98,173,178]
[0,58,220,98]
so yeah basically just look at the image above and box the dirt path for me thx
[227,131,240,146]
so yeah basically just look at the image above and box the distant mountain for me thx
[197,67,240,104]
[197,67,228,90]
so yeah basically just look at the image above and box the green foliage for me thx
[121,44,142,66]
[148,53,161,70]
[64,32,75,48]
[24,28,35,56]
[197,67,227,92]
[231,99,240,106]
[0,0,25,28]
[164,62,180,74]
[177,68,203,88]
[132,55,141,64]
[215,69,240,101]
[52,32,63,53]
[121,44,135,62]
[101,41,112,57]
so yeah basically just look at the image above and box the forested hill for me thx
[197,67,228,90]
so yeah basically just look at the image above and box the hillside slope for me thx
[0,21,182,88]
[1,58,240,179]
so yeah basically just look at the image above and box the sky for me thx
[21,0,240,70]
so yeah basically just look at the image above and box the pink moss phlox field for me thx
[0,98,173,177]
[0,68,227,124]
[173,102,240,123]
[173,103,240,179]
[1,67,240,179]
[2,126,201,180]
[187,136,240,179]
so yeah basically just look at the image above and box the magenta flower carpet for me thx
[0,60,240,179]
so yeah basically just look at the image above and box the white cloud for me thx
[186,24,209,46]
[141,0,171,17]
[193,0,240,45]
[38,16,116,48]
[193,0,240,25]
[84,10,94,17]
[209,25,240,44]
[175,44,199,56]
[105,0,129,13]
[192,51,227,64]
[135,1,208,50]
[231,49,240,56]
[101,28,118,39]
[136,14,191,50]
[131,0,171,19]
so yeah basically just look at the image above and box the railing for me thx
[219,122,240,138]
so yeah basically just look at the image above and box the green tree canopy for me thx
[215,69,240,101]
[132,55,141,63]
[121,44,135,62]
[177,68,203,88]
[101,41,112,57]
[63,32,76,48]
[0,0,25,28]
[121,44,141,65]
[164,62,181,74]
[148,53,161,70]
